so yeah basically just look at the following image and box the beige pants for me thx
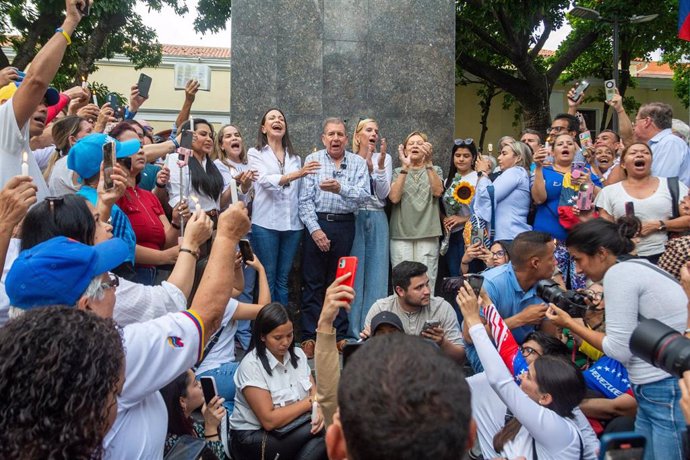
[390,237,440,294]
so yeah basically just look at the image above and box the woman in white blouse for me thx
[212,124,257,208]
[347,118,392,339]
[247,108,320,305]
[229,303,326,459]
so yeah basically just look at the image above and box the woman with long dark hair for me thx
[229,303,326,460]
[160,370,228,459]
[247,108,319,305]
[546,217,688,460]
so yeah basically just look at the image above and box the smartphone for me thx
[176,131,194,168]
[199,376,218,405]
[625,201,635,218]
[576,183,594,211]
[579,131,593,149]
[180,130,194,150]
[106,93,121,119]
[470,223,483,247]
[466,274,484,297]
[598,431,645,460]
[422,320,441,333]
[342,342,363,367]
[571,161,587,179]
[238,239,254,262]
[335,256,358,293]
[569,80,590,102]
[77,0,90,16]
[605,79,617,101]
[102,141,116,190]
[137,73,152,99]
[441,276,463,293]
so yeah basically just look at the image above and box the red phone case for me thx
[335,256,358,292]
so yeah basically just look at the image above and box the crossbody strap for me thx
[488,184,496,242]
[193,325,225,371]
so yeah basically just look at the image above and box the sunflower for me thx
[452,181,475,205]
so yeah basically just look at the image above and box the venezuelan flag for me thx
[680,0,690,41]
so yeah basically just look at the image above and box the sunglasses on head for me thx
[454,138,474,146]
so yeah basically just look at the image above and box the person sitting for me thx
[461,239,512,275]
[325,333,474,460]
[0,307,124,459]
[229,303,327,460]
[361,261,465,362]
[458,283,589,459]
[160,370,228,459]
[369,311,404,335]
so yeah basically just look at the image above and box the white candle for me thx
[487,143,493,154]
[189,116,194,132]
[191,195,201,213]
[230,168,239,204]
[21,151,29,176]
[311,401,318,424]
[81,77,88,90]
[92,94,98,106]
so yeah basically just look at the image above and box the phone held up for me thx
[441,274,484,297]
[569,80,590,102]
[598,431,645,460]
[102,140,116,190]
[238,239,254,262]
[137,73,153,99]
[335,256,358,294]
[199,376,218,405]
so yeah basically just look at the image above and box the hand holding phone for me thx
[105,93,122,120]
[466,274,484,297]
[569,80,590,103]
[422,320,441,333]
[102,141,116,190]
[238,239,254,262]
[137,73,152,99]
[199,376,218,405]
[334,257,358,300]
[605,79,617,102]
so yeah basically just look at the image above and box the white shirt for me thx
[33,145,55,171]
[648,129,690,186]
[359,152,393,210]
[213,158,252,208]
[195,299,239,375]
[229,347,312,431]
[113,279,187,326]
[48,155,81,196]
[0,238,20,326]
[0,99,49,201]
[104,311,204,459]
[166,153,220,211]
[595,178,688,256]
[247,146,304,231]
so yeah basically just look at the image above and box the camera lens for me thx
[630,319,690,378]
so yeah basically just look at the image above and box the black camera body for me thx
[630,319,690,378]
[536,279,588,318]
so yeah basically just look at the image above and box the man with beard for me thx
[361,260,465,362]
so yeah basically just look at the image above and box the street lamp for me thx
[568,5,658,131]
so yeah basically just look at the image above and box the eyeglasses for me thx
[633,116,649,127]
[491,249,506,259]
[582,289,604,306]
[454,138,474,146]
[549,126,569,134]
[100,273,119,290]
[520,346,541,358]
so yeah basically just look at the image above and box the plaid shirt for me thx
[298,149,370,233]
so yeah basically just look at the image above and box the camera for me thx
[630,319,690,378]
[536,279,588,318]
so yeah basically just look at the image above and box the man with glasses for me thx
[298,117,370,357]
[5,202,251,458]
[548,113,580,140]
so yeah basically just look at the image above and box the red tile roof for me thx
[161,44,230,59]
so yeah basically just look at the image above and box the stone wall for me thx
[230,0,456,168]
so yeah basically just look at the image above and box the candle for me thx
[487,143,493,154]
[21,151,29,176]
[81,77,88,90]
[190,195,201,213]
[230,168,239,204]
[189,116,194,132]
[92,94,98,106]
[311,401,318,424]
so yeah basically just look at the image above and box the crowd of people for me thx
[3,1,690,459]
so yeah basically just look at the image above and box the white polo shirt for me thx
[229,347,312,431]
[103,310,204,459]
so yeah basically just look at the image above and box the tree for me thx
[455,0,600,134]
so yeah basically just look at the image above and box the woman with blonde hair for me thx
[389,131,444,291]
[212,124,257,208]
[347,118,392,339]
[46,115,92,195]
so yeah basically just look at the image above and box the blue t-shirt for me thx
[77,186,137,265]
[533,166,602,241]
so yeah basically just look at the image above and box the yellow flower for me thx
[452,181,475,205]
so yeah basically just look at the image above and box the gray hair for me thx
[639,102,673,130]
[322,117,346,133]
[672,118,690,145]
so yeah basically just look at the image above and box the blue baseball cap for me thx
[67,133,141,180]
[6,236,128,309]
[0,73,60,106]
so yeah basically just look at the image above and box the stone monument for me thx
[230,0,456,165]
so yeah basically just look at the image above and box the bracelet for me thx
[55,27,71,45]
[156,182,166,189]
[204,433,218,438]
[170,137,180,149]
[180,248,198,259]
[400,169,408,174]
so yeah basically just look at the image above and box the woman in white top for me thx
[347,118,392,339]
[247,108,320,306]
[229,303,326,460]
[212,124,257,208]
[595,142,690,264]
[457,283,588,460]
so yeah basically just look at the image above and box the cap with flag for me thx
[680,0,690,41]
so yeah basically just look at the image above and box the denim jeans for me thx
[632,376,686,460]
[250,224,302,306]
[198,361,240,413]
[347,210,389,339]
[235,262,257,351]
[445,230,465,277]
[133,266,156,286]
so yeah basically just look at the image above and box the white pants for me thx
[390,237,440,294]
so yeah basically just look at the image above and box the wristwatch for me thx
[658,220,667,232]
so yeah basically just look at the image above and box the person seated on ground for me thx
[160,370,228,459]
[463,231,556,373]
[5,202,250,458]
[10,191,212,326]
[458,283,591,459]
[0,307,124,459]
[194,252,270,413]
[325,333,474,460]
[360,261,465,363]
[461,239,511,274]
[314,274,404,427]
[229,303,327,460]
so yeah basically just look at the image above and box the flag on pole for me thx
[680,0,690,41]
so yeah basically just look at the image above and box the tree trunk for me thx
[477,83,499,152]
[11,11,60,70]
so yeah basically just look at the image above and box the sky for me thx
[139,4,572,51]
